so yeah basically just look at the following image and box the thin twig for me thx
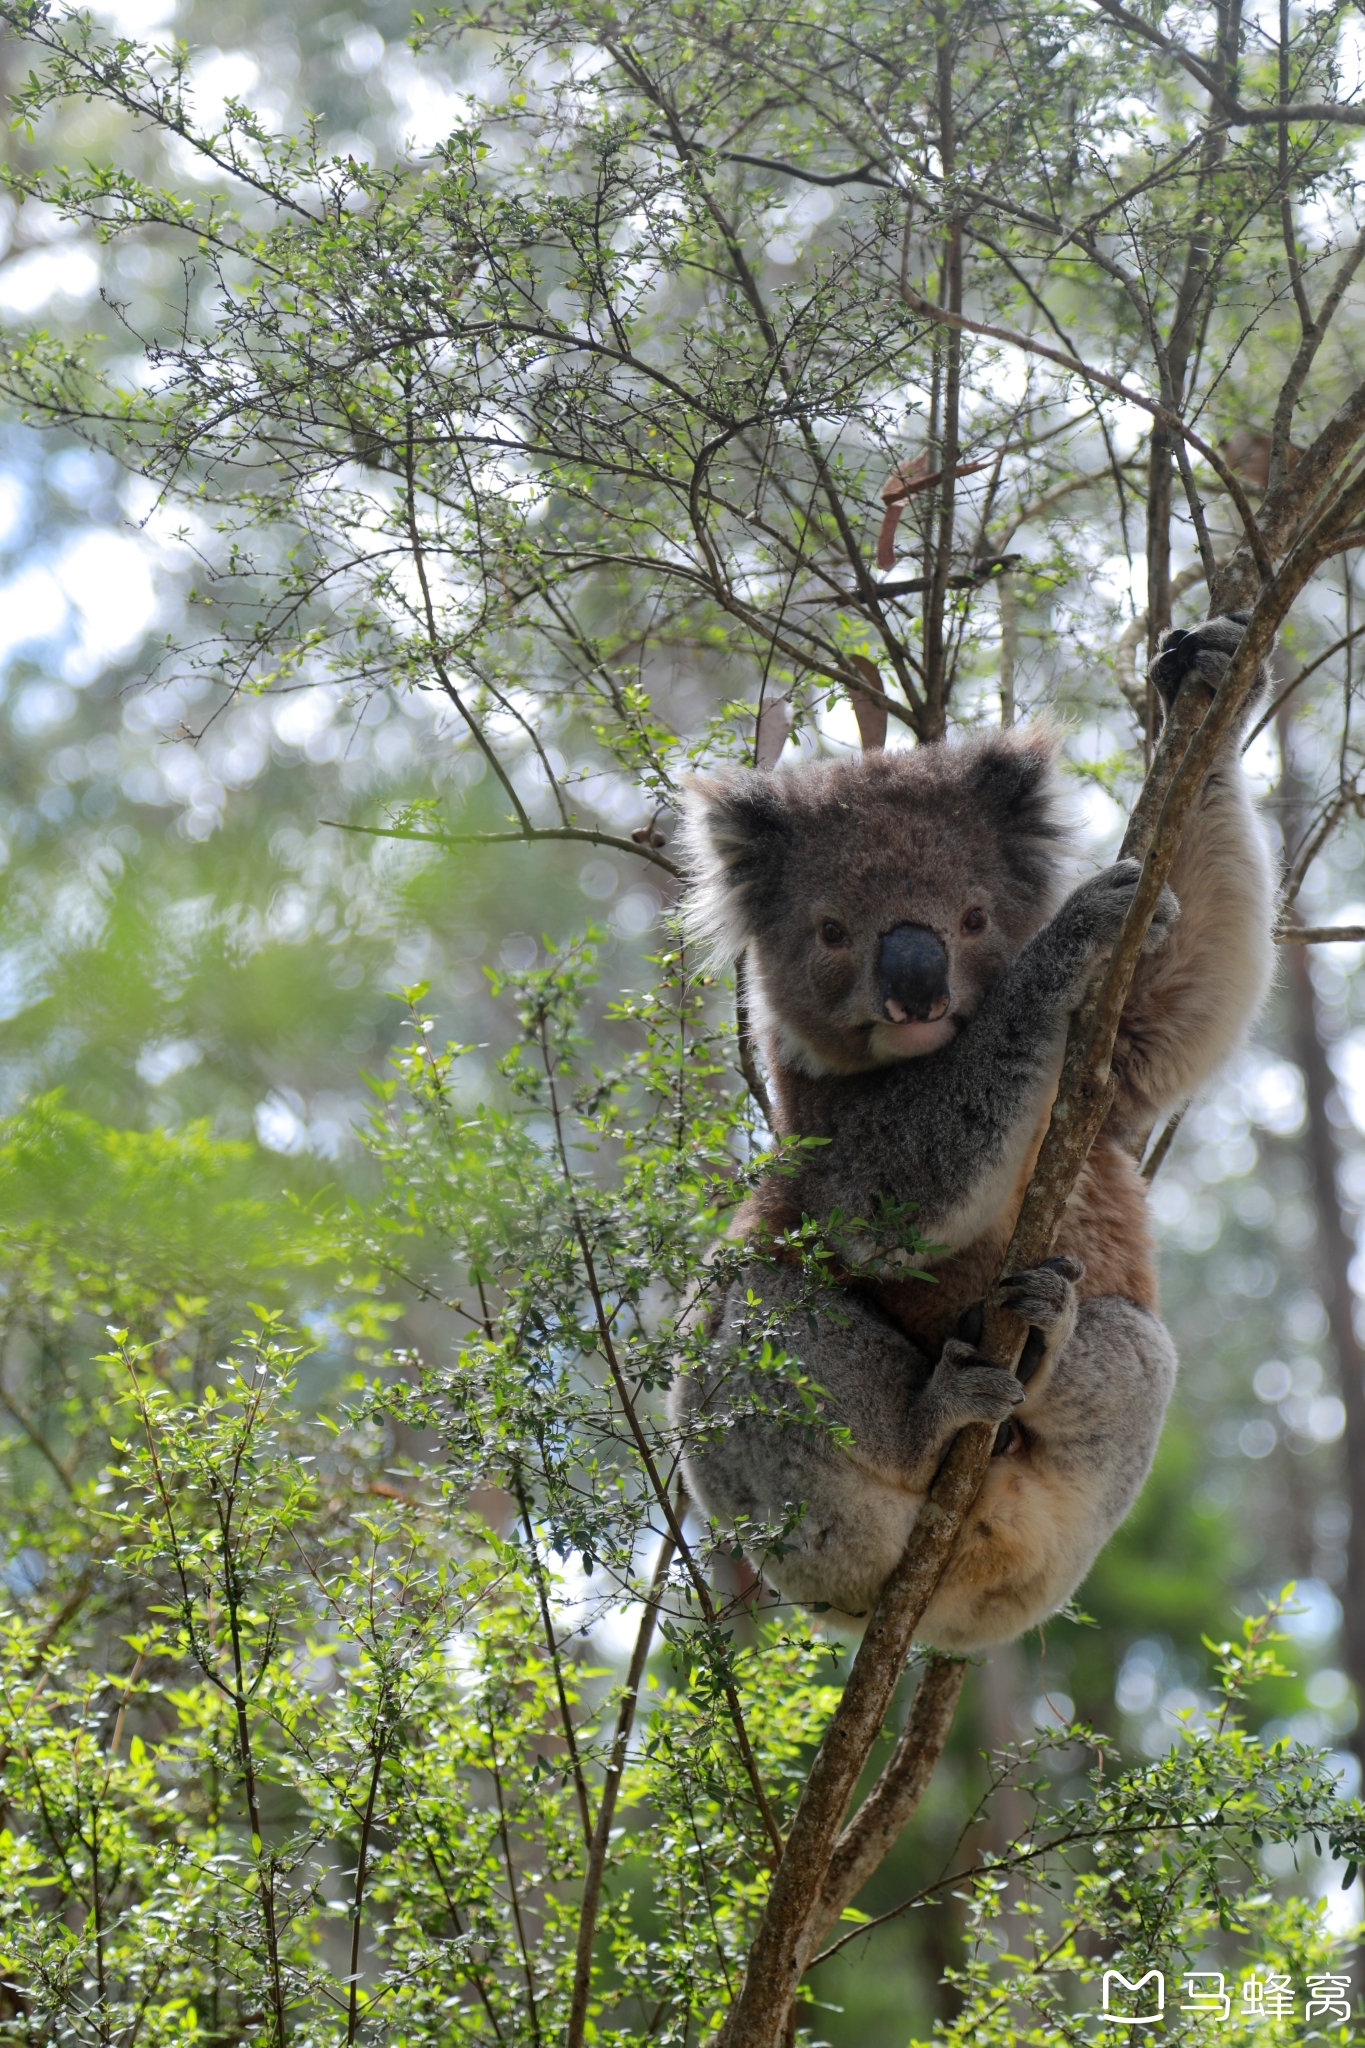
[734,956,774,1126]
[1089,0,1365,127]
[487,1721,544,2048]
[802,556,1020,606]
[319,817,683,880]
[512,1471,594,1848]
[1282,793,1350,906]
[1141,1107,1185,1182]
[534,1021,785,1861]
[346,1726,388,2047]
[1243,622,1365,748]
[1173,432,1218,589]
[897,283,1272,578]
[400,405,537,840]
[419,1826,508,2044]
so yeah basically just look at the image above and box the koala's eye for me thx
[962,906,988,934]
[819,919,849,947]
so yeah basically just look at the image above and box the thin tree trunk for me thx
[922,7,961,739]
[1145,0,1239,662]
[1145,434,1175,664]
[1279,719,1365,1774]
[719,414,1365,2047]
[978,1643,1030,1869]
[968,1643,1033,2009]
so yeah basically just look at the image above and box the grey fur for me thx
[670,615,1274,1647]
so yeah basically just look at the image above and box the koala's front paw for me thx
[934,1339,1026,1424]
[1150,612,1250,708]
[1063,860,1179,962]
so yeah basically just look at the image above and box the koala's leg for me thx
[920,1294,1178,1652]
[1109,616,1276,1146]
[672,1262,1022,1620]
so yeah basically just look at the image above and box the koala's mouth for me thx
[869,1010,957,1061]
[884,993,950,1026]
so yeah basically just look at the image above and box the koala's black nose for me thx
[878,923,950,1024]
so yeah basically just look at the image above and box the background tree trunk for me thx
[1279,712,1365,1775]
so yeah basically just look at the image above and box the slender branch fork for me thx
[319,816,683,880]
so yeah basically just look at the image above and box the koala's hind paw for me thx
[936,1340,1026,1422]
[1000,1255,1082,1332]
[1150,612,1251,707]
[1000,1255,1083,1386]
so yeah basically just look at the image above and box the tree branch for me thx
[513,1473,594,1848]
[1270,222,1365,490]
[1243,621,1365,747]
[1090,0,1365,126]
[648,137,899,191]
[796,1654,966,1974]
[896,283,1273,576]
[734,955,774,1127]
[1141,1106,1185,1183]
[319,818,683,880]
[802,556,1021,605]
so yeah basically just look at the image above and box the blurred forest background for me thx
[1,0,1365,2040]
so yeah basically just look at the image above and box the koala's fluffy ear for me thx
[680,771,792,962]
[969,725,1068,888]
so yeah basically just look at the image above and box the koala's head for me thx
[683,728,1070,1075]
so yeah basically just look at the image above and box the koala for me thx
[670,615,1275,1650]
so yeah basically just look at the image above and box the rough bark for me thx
[798,1654,966,1973]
